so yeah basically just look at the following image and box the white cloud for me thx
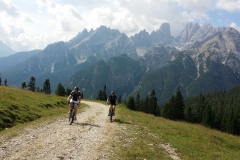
[230,23,240,31]
[216,0,240,11]
[174,0,213,13]
[0,0,239,52]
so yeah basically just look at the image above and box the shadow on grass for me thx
[112,118,132,124]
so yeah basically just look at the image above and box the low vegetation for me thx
[1,86,240,159]
[110,104,240,160]
[0,86,67,131]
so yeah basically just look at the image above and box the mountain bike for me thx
[68,102,77,125]
[108,104,115,123]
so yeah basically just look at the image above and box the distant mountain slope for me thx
[0,41,15,58]
[66,54,146,99]
[0,50,41,72]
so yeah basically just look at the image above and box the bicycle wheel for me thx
[110,109,113,123]
[69,107,74,125]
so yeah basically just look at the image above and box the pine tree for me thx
[195,94,206,123]
[65,88,71,96]
[27,76,36,92]
[4,79,7,86]
[149,90,160,116]
[175,87,185,120]
[55,82,66,96]
[118,96,122,103]
[127,96,135,110]
[135,93,141,111]
[103,85,107,101]
[202,104,212,127]
[97,90,103,100]
[21,82,26,89]
[43,78,51,94]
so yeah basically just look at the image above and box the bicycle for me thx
[108,103,115,123]
[68,102,77,125]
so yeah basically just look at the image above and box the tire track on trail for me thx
[0,101,115,160]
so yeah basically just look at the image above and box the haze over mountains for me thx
[1,22,240,105]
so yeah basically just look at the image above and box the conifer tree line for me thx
[96,85,122,103]
[126,90,161,116]
[20,76,77,97]
[0,74,8,86]
[125,86,240,136]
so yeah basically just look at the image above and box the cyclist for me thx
[67,86,81,120]
[107,91,118,116]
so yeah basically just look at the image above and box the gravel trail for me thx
[0,101,115,160]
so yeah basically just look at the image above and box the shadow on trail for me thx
[111,119,132,125]
[73,122,100,127]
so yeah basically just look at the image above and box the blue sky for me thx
[0,0,239,52]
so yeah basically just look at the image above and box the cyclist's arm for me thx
[67,95,72,101]
[78,95,81,105]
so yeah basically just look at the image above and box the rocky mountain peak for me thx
[175,22,200,44]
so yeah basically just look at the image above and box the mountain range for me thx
[1,22,240,105]
[0,41,15,58]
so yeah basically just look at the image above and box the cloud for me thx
[230,23,240,31]
[0,0,20,17]
[216,0,240,11]
[174,0,213,13]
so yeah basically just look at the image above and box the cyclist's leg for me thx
[108,105,113,115]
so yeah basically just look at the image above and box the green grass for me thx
[1,87,240,159]
[110,104,240,160]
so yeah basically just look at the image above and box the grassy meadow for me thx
[107,104,240,160]
[0,86,240,160]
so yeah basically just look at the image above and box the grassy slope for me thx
[0,86,69,136]
[0,86,239,159]
[110,104,240,160]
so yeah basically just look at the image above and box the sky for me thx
[0,0,240,52]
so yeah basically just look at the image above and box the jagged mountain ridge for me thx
[2,22,240,105]
[0,41,15,58]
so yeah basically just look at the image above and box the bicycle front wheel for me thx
[69,109,74,125]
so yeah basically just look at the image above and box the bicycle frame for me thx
[69,102,77,125]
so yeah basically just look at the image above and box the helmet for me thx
[74,86,79,90]
[111,91,115,94]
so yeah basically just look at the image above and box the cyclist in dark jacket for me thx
[107,91,118,116]
[67,86,81,120]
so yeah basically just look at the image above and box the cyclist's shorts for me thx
[70,99,79,105]
[109,104,116,108]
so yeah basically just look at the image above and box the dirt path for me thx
[0,101,115,160]
[0,101,180,160]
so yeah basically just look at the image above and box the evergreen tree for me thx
[174,87,185,120]
[27,76,36,92]
[195,94,206,123]
[65,88,71,96]
[103,85,107,101]
[163,95,175,119]
[185,106,193,122]
[144,96,149,113]
[97,90,103,100]
[21,82,26,89]
[127,96,135,110]
[202,104,212,127]
[149,90,160,116]
[4,79,7,86]
[55,82,66,96]
[135,93,141,111]
[118,95,122,103]
[43,78,51,94]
